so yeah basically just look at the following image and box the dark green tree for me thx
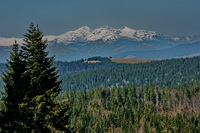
[20,23,69,132]
[0,41,27,132]
[1,24,69,133]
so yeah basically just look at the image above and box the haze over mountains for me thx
[0,26,200,62]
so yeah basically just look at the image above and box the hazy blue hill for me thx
[47,39,176,61]
[113,41,200,59]
[1,41,200,62]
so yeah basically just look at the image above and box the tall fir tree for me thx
[0,41,27,132]
[1,24,69,132]
[20,23,69,132]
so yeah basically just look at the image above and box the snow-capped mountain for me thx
[55,26,91,44]
[0,26,200,62]
[52,26,121,44]
[0,26,188,46]
[119,26,159,41]
[51,26,199,44]
[53,26,172,44]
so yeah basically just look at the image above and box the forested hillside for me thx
[61,56,200,90]
[0,57,120,75]
[2,56,200,91]
[59,85,200,132]
[2,84,199,132]
[55,56,122,74]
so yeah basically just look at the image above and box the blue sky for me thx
[0,0,200,37]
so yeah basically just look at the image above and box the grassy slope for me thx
[111,58,163,64]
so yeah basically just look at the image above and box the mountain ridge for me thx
[1,26,199,46]
[1,26,200,62]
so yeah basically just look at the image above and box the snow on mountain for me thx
[0,26,197,46]
[55,26,120,44]
[119,26,158,41]
[43,35,57,41]
[56,26,91,44]
[119,26,138,39]
[86,26,119,43]
[53,26,165,44]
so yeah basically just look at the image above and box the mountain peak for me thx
[76,26,91,32]
[86,26,119,43]
[56,26,91,43]
[122,26,134,30]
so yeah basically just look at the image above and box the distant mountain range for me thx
[0,26,200,62]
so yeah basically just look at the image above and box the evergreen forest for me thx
[61,56,200,91]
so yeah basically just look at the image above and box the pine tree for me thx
[1,24,69,132]
[20,23,69,132]
[0,41,27,132]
